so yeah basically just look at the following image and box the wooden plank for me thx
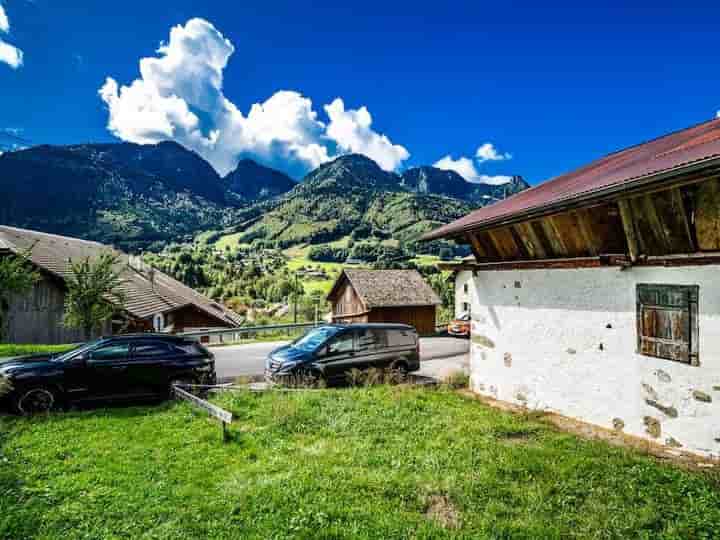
[641,194,672,253]
[540,216,569,256]
[513,222,547,259]
[694,177,720,250]
[174,385,233,424]
[574,208,600,256]
[508,226,531,259]
[466,233,486,261]
[475,231,501,260]
[487,228,520,260]
[649,188,695,253]
[670,188,696,252]
[617,199,640,262]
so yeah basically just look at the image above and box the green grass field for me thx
[1,386,718,539]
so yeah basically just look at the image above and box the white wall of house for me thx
[456,266,720,458]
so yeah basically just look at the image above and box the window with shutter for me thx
[636,284,698,365]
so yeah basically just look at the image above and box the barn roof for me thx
[423,117,720,240]
[0,226,243,327]
[328,269,441,308]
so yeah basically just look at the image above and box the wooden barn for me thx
[0,226,243,344]
[327,269,441,334]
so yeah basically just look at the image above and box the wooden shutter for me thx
[636,284,699,365]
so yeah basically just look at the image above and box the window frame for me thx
[636,283,699,366]
[87,342,131,363]
[355,328,388,353]
[131,340,175,359]
[326,331,355,356]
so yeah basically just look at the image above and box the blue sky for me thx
[1,0,719,182]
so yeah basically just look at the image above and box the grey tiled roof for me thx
[330,269,441,308]
[0,226,243,327]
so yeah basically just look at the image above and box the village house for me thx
[327,269,441,334]
[423,118,720,457]
[0,226,243,344]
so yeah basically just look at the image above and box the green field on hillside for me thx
[1,386,718,539]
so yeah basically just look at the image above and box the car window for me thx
[327,332,354,355]
[356,329,387,352]
[387,330,417,348]
[89,343,130,362]
[133,342,173,357]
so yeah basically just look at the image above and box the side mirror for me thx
[316,346,327,358]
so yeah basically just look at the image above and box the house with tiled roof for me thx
[0,226,243,344]
[327,269,441,334]
[424,117,720,458]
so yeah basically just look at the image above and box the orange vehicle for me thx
[447,312,471,338]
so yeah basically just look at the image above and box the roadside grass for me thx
[1,386,719,539]
[0,344,75,359]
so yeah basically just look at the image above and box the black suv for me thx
[0,334,216,414]
[266,323,420,385]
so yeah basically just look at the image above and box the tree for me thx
[63,252,126,340]
[0,248,39,340]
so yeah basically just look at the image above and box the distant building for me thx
[327,269,441,334]
[425,117,720,458]
[0,226,243,344]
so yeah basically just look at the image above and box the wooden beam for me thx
[641,194,672,253]
[618,199,640,262]
[475,231,501,260]
[487,228,520,260]
[694,178,720,250]
[574,208,600,256]
[438,251,720,272]
[540,216,569,256]
[513,222,548,259]
[509,226,531,259]
[466,232,486,261]
[670,188,696,252]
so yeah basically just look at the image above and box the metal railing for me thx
[180,322,322,346]
[180,320,452,346]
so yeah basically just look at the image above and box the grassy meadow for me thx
[1,386,718,539]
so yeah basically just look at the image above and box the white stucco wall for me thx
[456,265,720,457]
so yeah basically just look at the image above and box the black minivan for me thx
[0,334,216,414]
[265,323,420,385]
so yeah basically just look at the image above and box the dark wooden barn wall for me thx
[167,305,233,332]
[6,275,110,344]
[367,306,437,335]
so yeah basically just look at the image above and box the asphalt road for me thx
[212,336,469,382]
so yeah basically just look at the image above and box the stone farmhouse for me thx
[424,117,720,457]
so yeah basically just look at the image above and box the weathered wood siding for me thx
[6,275,110,344]
[367,306,437,335]
[330,280,367,319]
[167,305,235,332]
[330,278,437,333]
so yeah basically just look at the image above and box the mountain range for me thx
[0,141,528,251]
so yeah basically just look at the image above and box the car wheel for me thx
[14,387,57,415]
[390,361,410,383]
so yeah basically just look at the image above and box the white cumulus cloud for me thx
[0,3,23,69]
[475,142,511,162]
[434,150,513,185]
[324,98,409,172]
[0,4,9,33]
[99,18,408,177]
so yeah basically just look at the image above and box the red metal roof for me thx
[423,117,720,240]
